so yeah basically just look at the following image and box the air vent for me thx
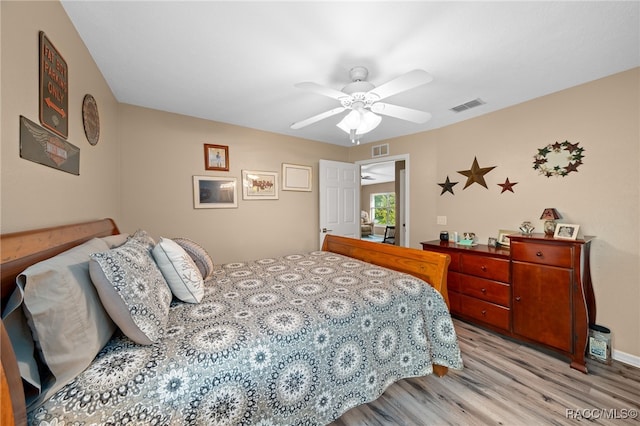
[450,98,485,113]
[372,143,389,158]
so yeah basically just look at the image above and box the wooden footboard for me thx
[322,234,452,378]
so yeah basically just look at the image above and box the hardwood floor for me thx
[331,319,640,425]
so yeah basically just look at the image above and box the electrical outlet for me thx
[437,216,447,225]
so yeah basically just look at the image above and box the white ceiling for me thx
[61,1,639,147]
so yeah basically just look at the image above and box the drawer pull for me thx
[481,288,487,294]
[515,296,521,302]
[481,310,487,316]
[481,265,487,272]
[536,251,543,257]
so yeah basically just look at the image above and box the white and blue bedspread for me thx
[29,250,463,425]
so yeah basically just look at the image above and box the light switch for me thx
[437,216,447,225]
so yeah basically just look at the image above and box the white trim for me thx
[612,349,640,368]
[356,154,410,247]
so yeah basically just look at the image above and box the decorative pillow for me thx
[100,233,129,248]
[172,237,214,279]
[2,237,117,407]
[89,230,172,345]
[152,237,204,303]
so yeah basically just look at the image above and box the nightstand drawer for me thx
[462,275,510,306]
[511,241,572,268]
[461,254,510,282]
[460,295,510,330]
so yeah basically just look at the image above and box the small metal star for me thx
[498,178,518,193]
[437,176,459,195]
[457,157,496,189]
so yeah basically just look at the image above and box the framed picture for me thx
[282,163,312,192]
[193,176,237,208]
[554,224,580,240]
[497,229,518,247]
[242,170,278,200]
[204,144,229,171]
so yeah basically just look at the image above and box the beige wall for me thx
[1,1,122,231]
[1,1,638,361]
[349,68,640,360]
[117,104,346,263]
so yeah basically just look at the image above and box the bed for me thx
[0,218,462,425]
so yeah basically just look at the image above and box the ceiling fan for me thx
[291,66,433,143]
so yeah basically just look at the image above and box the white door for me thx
[319,159,360,248]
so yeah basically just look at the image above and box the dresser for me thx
[421,234,595,373]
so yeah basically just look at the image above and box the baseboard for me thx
[612,350,640,368]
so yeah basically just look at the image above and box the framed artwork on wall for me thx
[554,224,580,240]
[282,163,312,192]
[193,176,237,208]
[242,170,278,200]
[204,144,229,171]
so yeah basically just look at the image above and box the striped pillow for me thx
[172,237,214,279]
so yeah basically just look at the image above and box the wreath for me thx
[532,140,585,178]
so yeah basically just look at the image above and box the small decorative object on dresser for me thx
[497,229,517,247]
[519,221,535,234]
[540,208,562,235]
[554,223,580,240]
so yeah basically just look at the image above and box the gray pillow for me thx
[2,237,117,407]
[90,230,172,345]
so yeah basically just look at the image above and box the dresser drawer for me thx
[511,241,572,268]
[447,271,462,293]
[460,294,510,330]
[462,275,510,306]
[461,254,510,282]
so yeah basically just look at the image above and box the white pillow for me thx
[152,237,204,303]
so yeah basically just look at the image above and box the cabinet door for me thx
[512,262,573,352]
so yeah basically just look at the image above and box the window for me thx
[370,192,395,225]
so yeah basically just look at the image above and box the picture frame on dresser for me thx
[497,229,517,246]
[554,224,580,239]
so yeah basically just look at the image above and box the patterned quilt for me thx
[29,251,463,425]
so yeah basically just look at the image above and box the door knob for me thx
[321,228,333,233]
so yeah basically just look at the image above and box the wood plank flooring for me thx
[330,319,640,425]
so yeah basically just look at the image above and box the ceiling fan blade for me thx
[369,70,433,101]
[290,106,346,129]
[370,102,432,123]
[294,82,347,100]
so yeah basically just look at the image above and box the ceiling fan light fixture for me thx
[336,108,381,136]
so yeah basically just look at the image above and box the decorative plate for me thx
[82,94,100,145]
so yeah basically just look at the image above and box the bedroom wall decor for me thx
[81,94,100,145]
[39,31,68,139]
[193,175,237,208]
[282,163,312,192]
[532,140,585,177]
[457,156,496,189]
[437,176,458,195]
[204,144,229,171]
[242,170,279,200]
[498,177,518,193]
[19,115,79,175]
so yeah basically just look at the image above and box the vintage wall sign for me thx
[20,116,79,175]
[39,31,68,139]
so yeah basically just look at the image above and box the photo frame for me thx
[554,223,580,240]
[204,144,229,171]
[242,170,278,200]
[497,229,518,247]
[282,163,312,192]
[193,176,237,208]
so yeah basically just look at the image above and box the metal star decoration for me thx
[437,176,459,195]
[457,157,496,189]
[498,178,518,193]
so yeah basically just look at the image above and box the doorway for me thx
[357,154,410,247]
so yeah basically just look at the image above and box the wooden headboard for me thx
[0,218,120,426]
